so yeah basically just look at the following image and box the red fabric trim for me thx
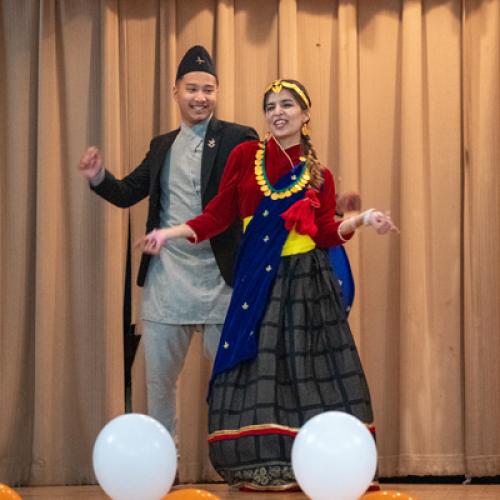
[208,427,298,443]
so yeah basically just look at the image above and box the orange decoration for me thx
[0,484,22,500]
[361,490,417,500]
[163,488,221,500]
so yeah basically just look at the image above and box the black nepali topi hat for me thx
[176,45,217,81]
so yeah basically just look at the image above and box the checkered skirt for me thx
[208,248,374,490]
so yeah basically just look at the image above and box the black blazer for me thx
[92,117,259,287]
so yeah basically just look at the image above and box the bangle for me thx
[337,224,350,242]
[338,218,356,241]
[186,225,198,244]
[362,208,375,226]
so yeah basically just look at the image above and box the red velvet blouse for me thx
[187,137,353,248]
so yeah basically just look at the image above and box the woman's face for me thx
[264,89,309,149]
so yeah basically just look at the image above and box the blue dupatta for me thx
[211,162,307,380]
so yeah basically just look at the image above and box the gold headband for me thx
[265,80,311,109]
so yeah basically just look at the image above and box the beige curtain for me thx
[463,0,500,476]
[0,0,498,486]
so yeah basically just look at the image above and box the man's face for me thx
[173,72,218,126]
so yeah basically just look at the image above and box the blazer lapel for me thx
[151,129,179,185]
[201,117,222,196]
[147,129,179,220]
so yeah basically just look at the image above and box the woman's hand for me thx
[364,209,399,235]
[339,208,399,237]
[134,224,197,255]
[135,229,169,255]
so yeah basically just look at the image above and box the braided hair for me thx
[263,79,324,191]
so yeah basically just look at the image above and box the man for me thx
[78,45,258,436]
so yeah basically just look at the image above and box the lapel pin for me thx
[208,138,216,148]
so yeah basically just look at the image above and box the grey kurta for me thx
[142,118,232,324]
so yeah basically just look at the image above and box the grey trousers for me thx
[142,321,222,438]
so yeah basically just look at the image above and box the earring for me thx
[301,123,309,136]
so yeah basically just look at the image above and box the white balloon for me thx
[93,413,177,500]
[291,411,377,500]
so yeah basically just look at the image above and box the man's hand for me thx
[78,146,104,180]
[336,191,361,215]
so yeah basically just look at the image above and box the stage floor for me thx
[14,483,500,499]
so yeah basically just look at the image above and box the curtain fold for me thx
[215,0,236,120]
[463,0,500,477]
[0,0,498,486]
[0,0,39,485]
[391,0,463,475]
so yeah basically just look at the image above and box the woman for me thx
[138,79,397,491]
